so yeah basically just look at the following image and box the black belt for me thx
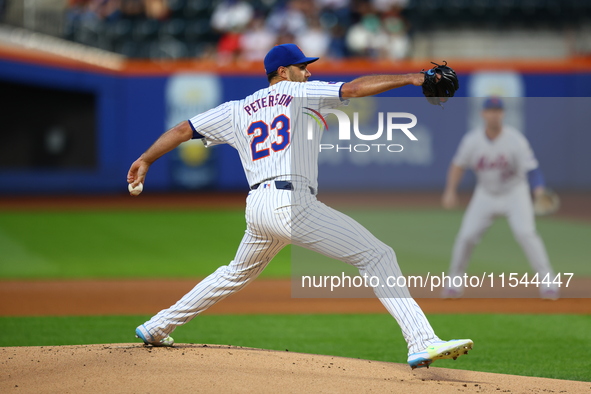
[251,181,315,194]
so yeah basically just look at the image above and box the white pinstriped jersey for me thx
[453,126,538,195]
[144,80,443,355]
[188,80,343,190]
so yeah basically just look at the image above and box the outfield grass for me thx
[1,313,589,382]
[0,209,589,278]
[302,208,591,277]
[0,210,289,278]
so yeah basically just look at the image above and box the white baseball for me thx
[128,182,143,196]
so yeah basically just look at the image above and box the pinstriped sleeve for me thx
[188,102,235,147]
[305,80,343,98]
[304,81,346,112]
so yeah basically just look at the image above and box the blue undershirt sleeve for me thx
[527,167,546,190]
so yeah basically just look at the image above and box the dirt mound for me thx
[1,344,588,393]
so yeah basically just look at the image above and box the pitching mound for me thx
[1,344,588,393]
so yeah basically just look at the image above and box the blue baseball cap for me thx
[264,44,319,74]
[483,96,504,109]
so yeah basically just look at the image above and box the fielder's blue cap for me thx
[264,44,319,74]
[483,96,504,109]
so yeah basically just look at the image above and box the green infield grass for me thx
[0,208,589,279]
[0,313,589,382]
[0,210,290,278]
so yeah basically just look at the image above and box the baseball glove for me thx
[421,61,459,106]
[533,188,560,216]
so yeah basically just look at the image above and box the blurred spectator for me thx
[101,0,123,21]
[66,0,95,20]
[295,18,331,57]
[275,30,296,46]
[266,0,307,37]
[217,31,242,64]
[371,0,408,13]
[240,15,277,62]
[315,0,349,9]
[144,0,169,20]
[382,6,409,59]
[315,0,351,28]
[65,0,85,38]
[211,0,254,33]
[346,11,388,58]
[65,0,95,22]
[65,0,115,38]
[61,0,412,61]
[66,0,166,21]
[120,0,144,19]
[326,23,349,59]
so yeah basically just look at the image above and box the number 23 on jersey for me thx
[247,114,290,161]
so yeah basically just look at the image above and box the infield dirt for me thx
[2,344,590,394]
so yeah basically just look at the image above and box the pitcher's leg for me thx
[291,198,439,354]
[143,231,286,340]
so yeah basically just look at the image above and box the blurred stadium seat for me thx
[2,0,590,60]
[158,18,186,40]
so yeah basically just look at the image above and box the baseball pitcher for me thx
[128,44,472,369]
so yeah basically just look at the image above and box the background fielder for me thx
[127,43,472,369]
[441,97,559,300]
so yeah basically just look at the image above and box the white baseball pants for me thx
[142,180,440,354]
[447,183,556,295]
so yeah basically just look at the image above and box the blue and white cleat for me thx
[135,324,174,347]
[407,339,473,370]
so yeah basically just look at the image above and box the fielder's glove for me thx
[421,61,459,106]
[533,188,560,216]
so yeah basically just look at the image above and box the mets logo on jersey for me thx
[476,154,509,171]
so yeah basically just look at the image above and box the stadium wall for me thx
[0,52,590,194]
